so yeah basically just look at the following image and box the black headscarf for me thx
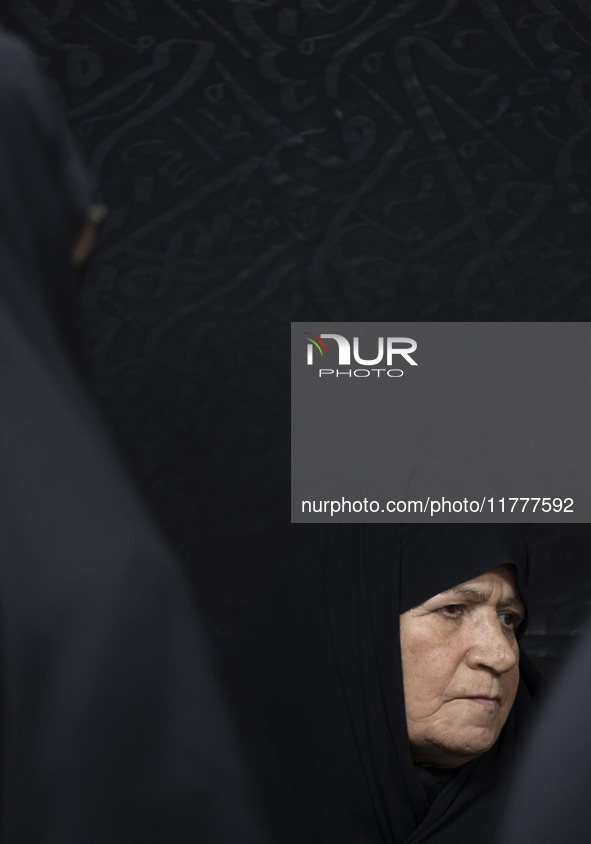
[0,29,91,367]
[0,31,265,843]
[226,524,539,844]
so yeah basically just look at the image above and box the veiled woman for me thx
[225,524,541,844]
[0,30,265,843]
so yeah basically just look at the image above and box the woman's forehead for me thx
[437,565,523,605]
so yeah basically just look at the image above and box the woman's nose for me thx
[465,615,519,674]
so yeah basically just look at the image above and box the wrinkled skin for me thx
[400,565,524,768]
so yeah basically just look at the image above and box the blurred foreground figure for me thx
[497,623,591,844]
[0,30,265,844]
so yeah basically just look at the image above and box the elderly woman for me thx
[226,524,540,844]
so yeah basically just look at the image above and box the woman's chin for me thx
[412,726,501,768]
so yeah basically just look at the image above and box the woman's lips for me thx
[462,696,501,710]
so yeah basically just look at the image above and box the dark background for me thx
[3,0,591,676]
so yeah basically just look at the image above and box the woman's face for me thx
[399,565,524,769]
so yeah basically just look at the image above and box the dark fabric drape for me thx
[1,6,590,653]
[0,31,266,843]
[497,619,591,844]
[226,524,540,844]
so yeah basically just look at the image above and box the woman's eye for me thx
[498,611,522,630]
[439,604,464,619]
